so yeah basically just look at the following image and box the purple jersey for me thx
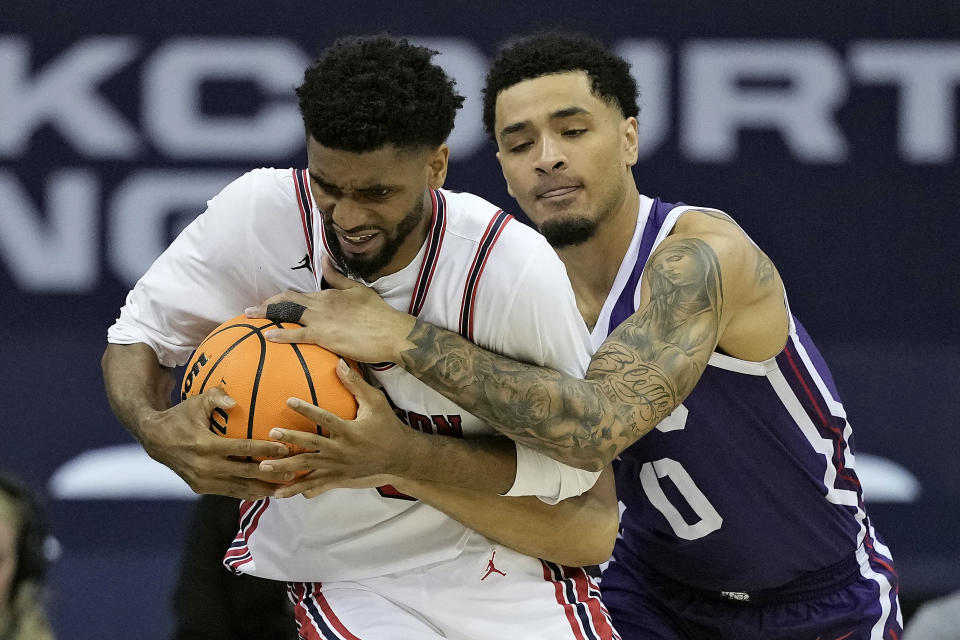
[597,197,898,626]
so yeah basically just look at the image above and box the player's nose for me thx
[533,135,567,173]
[330,196,369,231]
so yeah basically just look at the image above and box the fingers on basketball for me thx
[180,314,359,477]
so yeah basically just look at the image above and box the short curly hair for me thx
[482,31,639,139]
[297,36,464,152]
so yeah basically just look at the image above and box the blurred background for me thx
[2,0,958,637]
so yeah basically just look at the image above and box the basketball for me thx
[180,314,360,458]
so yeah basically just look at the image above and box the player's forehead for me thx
[306,137,423,189]
[494,71,608,135]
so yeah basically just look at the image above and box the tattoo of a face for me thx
[398,237,723,468]
[755,249,775,286]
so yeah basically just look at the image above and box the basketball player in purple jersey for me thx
[255,32,901,639]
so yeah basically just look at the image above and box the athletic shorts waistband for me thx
[699,553,861,606]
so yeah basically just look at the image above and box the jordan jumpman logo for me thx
[481,550,507,581]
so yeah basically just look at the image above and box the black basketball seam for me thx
[196,329,259,395]
[289,343,321,434]
[185,320,296,447]
[247,331,270,441]
[195,322,279,394]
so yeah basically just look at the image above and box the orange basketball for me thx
[180,314,359,459]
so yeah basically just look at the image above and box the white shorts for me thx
[286,532,620,640]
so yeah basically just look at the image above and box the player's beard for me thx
[322,196,427,282]
[540,216,599,248]
[538,178,626,248]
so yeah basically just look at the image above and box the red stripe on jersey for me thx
[291,584,326,640]
[458,213,498,327]
[783,344,832,433]
[292,170,318,287]
[466,213,510,340]
[783,344,860,489]
[315,588,364,640]
[458,210,512,340]
[568,566,618,640]
[865,534,898,578]
[223,498,269,568]
[542,561,588,640]
[408,189,445,316]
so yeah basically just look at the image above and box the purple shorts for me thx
[601,551,901,640]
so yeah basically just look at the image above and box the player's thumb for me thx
[321,256,358,289]
[203,386,237,411]
[335,359,369,398]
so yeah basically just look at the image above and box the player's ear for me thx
[426,144,449,189]
[622,116,639,168]
[495,151,517,198]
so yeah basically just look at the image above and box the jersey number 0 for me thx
[639,404,723,541]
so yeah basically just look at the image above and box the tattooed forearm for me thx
[401,320,618,469]
[398,236,724,469]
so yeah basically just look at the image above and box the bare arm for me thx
[102,342,177,435]
[393,233,730,469]
[102,342,290,498]
[252,218,784,470]
[395,466,618,567]
[259,361,595,501]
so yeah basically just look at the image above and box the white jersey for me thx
[108,168,595,582]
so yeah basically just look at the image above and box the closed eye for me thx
[508,141,533,153]
[563,128,587,137]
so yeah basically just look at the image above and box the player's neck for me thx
[556,186,640,329]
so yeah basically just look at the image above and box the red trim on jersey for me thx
[291,582,365,640]
[783,345,831,429]
[293,169,319,287]
[291,583,324,640]
[458,210,512,340]
[783,344,861,490]
[542,561,588,640]
[568,566,618,640]
[408,189,446,315]
[223,498,269,571]
[315,587,364,640]
[864,533,898,578]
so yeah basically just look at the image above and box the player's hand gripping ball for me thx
[180,315,360,461]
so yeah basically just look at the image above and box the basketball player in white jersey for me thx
[254,32,901,640]
[102,36,620,639]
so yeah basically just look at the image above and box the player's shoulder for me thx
[672,205,737,231]
[669,206,753,255]
[204,167,302,226]
[438,188,551,252]
[220,167,300,206]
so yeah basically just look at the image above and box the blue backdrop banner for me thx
[2,2,957,637]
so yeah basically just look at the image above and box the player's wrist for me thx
[388,312,418,364]
[392,429,435,480]
[131,404,166,438]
